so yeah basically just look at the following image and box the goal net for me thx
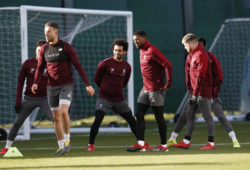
[0,5,133,140]
[176,18,250,121]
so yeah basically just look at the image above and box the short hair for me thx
[133,30,146,37]
[198,37,207,48]
[182,33,198,44]
[36,40,46,47]
[45,22,59,30]
[112,39,128,51]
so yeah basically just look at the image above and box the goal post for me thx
[0,5,134,140]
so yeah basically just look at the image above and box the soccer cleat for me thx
[200,143,215,150]
[64,141,71,153]
[233,141,241,148]
[53,148,65,156]
[0,148,8,155]
[126,143,146,152]
[167,139,177,147]
[172,141,190,149]
[144,142,154,149]
[87,144,95,151]
[151,145,169,152]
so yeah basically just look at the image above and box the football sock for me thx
[170,132,178,140]
[5,140,13,149]
[228,131,237,141]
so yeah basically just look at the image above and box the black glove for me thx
[15,105,21,113]
[190,96,198,105]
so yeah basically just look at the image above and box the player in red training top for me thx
[87,39,138,151]
[0,40,53,155]
[167,38,240,148]
[127,30,172,152]
[31,22,95,156]
[172,33,215,150]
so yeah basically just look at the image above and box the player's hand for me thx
[15,104,21,113]
[160,86,168,92]
[190,95,198,105]
[86,85,95,96]
[31,84,38,94]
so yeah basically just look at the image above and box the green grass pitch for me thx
[0,121,250,170]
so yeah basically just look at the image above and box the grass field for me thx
[0,121,250,170]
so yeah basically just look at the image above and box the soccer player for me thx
[172,33,215,150]
[0,40,53,155]
[127,30,172,152]
[167,38,240,148]
[31,22,95,156]
[87,39,138,151]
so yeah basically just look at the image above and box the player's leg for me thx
[0,96,36,154]
[88,98,108,151]
[39,96,53,121]
[148,90,168,152]
[116,101,138,139]
[168,96,190,146]
[198,97,215,150]
[173,101,198,149]
[58,84,73,153]
[47,86,65,155]
[127,89,149,152]
[212,97,240,148]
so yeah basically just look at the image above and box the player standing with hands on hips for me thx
[127,30,172,152]
[32,22,95,156]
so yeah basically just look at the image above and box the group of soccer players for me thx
[0,21,240,156]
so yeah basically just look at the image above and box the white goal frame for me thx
[16,5,133,140]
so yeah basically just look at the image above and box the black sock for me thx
[208,136,214,142]
[184,136,191,141]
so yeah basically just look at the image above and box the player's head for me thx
[112,39,128,61]
[182,33,198,53]
[133,30,147,49]
[198,37,207,49]
[44,22,59,43]
[36,40,46,58]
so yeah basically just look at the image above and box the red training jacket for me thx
[185,44,212,99]
[139,40,172,92]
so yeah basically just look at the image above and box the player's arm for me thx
[193,53,209,97]
[152,48,173,89]
[123,65,131,88]
[208,52,223,98]
[185,54,192,93]
[94,61,106,87]
[65,43,95,96]
[32,45,46,94]
[15,61,28,113]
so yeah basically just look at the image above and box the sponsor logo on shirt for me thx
[142,55,148,62]
[47,53,59,57]
[67,93,71,98]
[121,69,126,76]
[30,68,35,73]
[110,68,115,74]
[58,48,63,51]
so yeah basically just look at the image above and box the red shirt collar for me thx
[141,40,150,50]
[190,44,203,54]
